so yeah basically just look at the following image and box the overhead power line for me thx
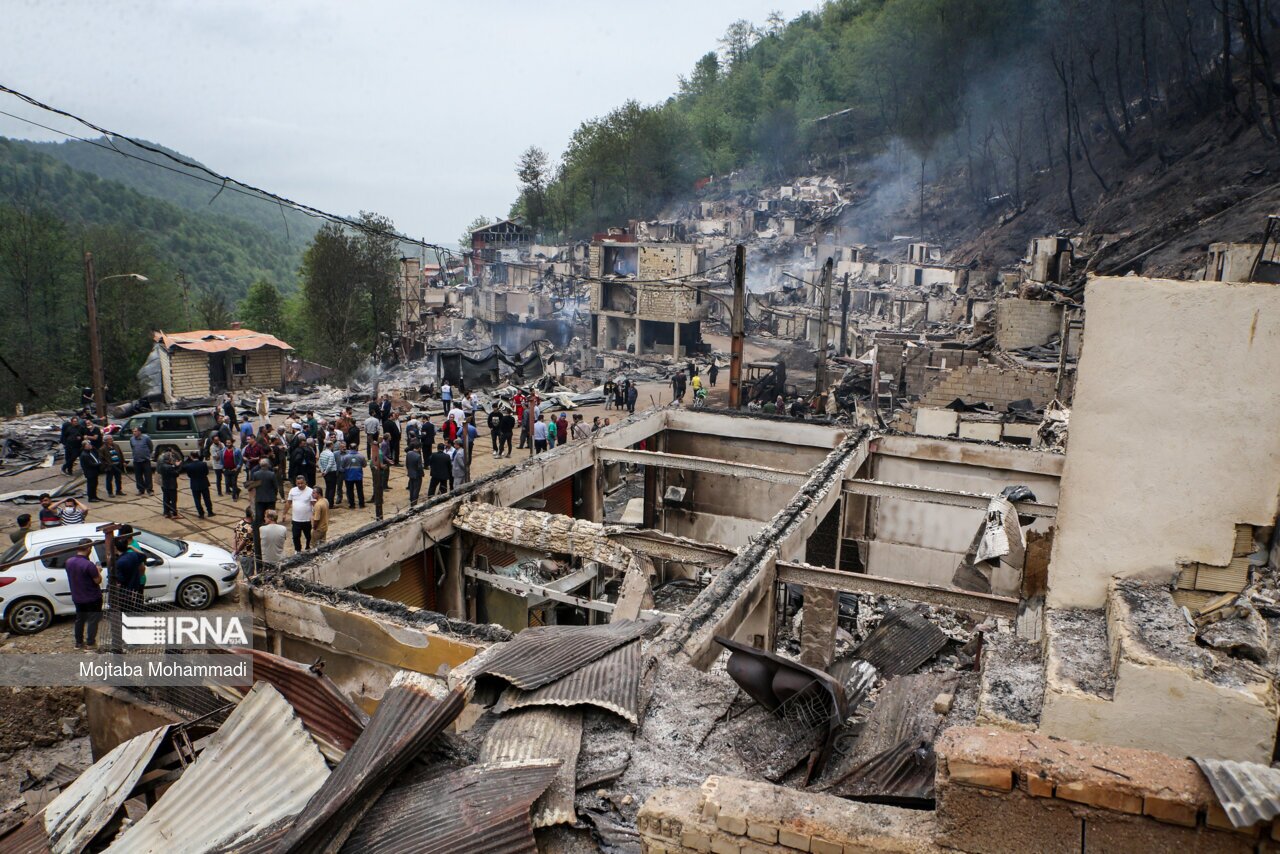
[0,83,739,289]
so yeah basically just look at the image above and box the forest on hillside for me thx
[511,0,1280,239]
[0,138,304,301]
[19,137,319,252]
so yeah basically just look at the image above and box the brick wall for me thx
[996,298,1063,350]
[918,364,1064,409]
[936,727,1262,851]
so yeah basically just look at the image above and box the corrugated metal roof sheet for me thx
[492,639,642,724]
[824,672,960,805]
[107,682,330,854]
[0,816,49,854]
[853,608,948,676]
[157,328,292,353]
[479,707,583,828]
[44,724,169,854]
[227,647,367,756]
[277,671,466,854]
[339,760,559,854]
[476,619,657,691]
[1194,757,1280,829]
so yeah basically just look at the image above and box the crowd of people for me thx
[48,381,638,578]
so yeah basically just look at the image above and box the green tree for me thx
[513,146,550,231]
[196,288,233,328]
[238,277,285,336]
[460,215,492,251]
[298,212,401,380]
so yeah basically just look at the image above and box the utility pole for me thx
[839,273,851,358]
[83,252,106,421]
[728,244,746,409]
[814,258,834,404]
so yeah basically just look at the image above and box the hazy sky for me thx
[0,1,817,245]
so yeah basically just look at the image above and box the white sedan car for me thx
[0,523,240,635]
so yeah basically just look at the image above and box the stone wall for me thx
[918,364,1063,410]
[995,298,1063,350]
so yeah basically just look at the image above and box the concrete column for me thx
[673,321,681,360]
[441,534,466,621]
[634,316,643,355]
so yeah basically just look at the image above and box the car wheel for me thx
[176,577,216,610]
[7,597,53,635]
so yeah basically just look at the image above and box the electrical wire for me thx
[0,84,742,288]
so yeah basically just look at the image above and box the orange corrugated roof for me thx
[155,328,292,353]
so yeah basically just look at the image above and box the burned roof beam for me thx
[463,566,672,622]
[843,479,1058,519]
[596,447,809,485]
[654,429,870,669]
[778,560,1020,618]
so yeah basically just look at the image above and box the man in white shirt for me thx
[286,475,315,552]
[364,413,381,457]
[440,381,452,406]
[448,404,466,432]
[259,509,287,569]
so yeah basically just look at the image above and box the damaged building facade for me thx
[20,270,1279,853]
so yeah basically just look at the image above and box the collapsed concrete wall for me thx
[996,298,1064,350]
[1049,276,1280,609]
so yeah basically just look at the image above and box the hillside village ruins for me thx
[4,166,1280,850]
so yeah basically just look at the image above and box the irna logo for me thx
[121,613,250,648]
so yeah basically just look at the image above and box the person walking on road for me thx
[428,443,451,496]
[250,459,278,525]
[101,437,124,498]
[450,438,469,489]
[60,416,84,475]
[130,427,154,494]
[182,451,214,518]
[286,475,314,552]
[344,447,367,509]
[79,440,101,502]
[405,440,424,506]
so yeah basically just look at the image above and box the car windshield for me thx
[132,529,186,558]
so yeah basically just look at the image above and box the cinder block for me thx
[682,830,714,852]
[1143,795,1198,827]
[1207,804,1261,837]
[746,822,778,844]
[717,814,748,835]
[710,836,742,854]
[778,828,810,850]
[1026,774,1054,798]
[810,839,842,854]
[948,761,1014,791]
[1056,780,1142,814]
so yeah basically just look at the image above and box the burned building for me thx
[587,239,709,359]
[469,218,533,281]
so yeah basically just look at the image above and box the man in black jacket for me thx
[78,440,101,501]
[250,460,278,524]
[427,443,452,496]
[157,451,181,518]
[60,416,84,474]
[498,409,515,458]
[405,440,424,505]
[181,451,214,518]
